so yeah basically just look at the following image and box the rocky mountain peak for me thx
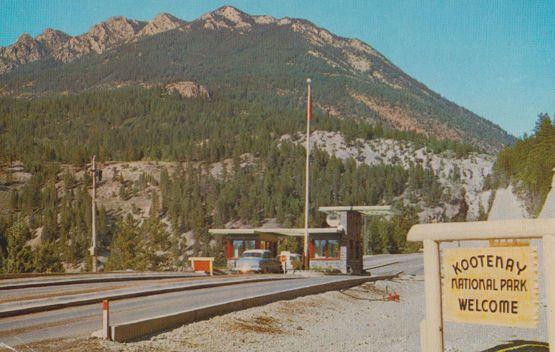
[89,16,145,40]
[252,15,278,25]
[36,28,70,50]
[200,5,254,31]
[213,5,249,19]
[153,12,183,25]
[52,16,147,59]
[16,33,34,44]
[139,13,186,36]
[1,33,46,65]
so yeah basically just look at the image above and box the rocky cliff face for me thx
[282,130,495,222]
[539,170,555,218]
[487,186,529,220]
[0,34,47,72]
[166,81,209,98]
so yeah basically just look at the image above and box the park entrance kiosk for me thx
[407,218,555,351]
[210,205,393,274]
[318,206,393,274]
[209,227,342,270]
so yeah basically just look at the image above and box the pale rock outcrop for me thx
[138,13,186,36]
[200,6,253,32]
[253,15,277,25]
[538,168,555,219]
[166,81,209,98]
[487,186,529,220]
[36,28,70,51]
[0,16,147,72]
[282,130,495,222]
[0,33,47,67]
[55,16,146,62]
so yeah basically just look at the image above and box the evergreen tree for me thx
[34,241,64,273]
[452,190,469,222]
[4,219,34,273]
[495,113,554,214]
[106,215,147,270]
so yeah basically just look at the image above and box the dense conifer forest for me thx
[0,87,477,168]
[494,113,555,215]
[0,88,470,272]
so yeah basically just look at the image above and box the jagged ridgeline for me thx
[0,6,513,151]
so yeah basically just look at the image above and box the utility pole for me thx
[90,155,98,273]
[303,78,312,270]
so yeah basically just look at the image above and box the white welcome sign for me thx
[407,219,555,352]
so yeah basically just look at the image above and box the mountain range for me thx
[0,6,514,151]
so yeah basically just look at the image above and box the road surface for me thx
[0,272,204,290]
[364,252,423,276]
[1,275,287,315]
[0,253,423,348]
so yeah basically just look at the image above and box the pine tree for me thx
[106,215,146,270]
[453,190,469,222]
[149,193,160,218]
[34,241,64,273]
[97,206,109,246]
[4,219,34,273]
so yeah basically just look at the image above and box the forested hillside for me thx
[0,145,426,272]
[494,113,555,215]
[0,6,514,150]
[0,87,477,168]
[0,87,482,272]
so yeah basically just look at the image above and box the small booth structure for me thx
[317,206,394,274]
[208,227,343,271]
[209,205,393,274]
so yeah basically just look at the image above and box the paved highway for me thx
[364,253,424,276]
[1,275,284,314]
[0,272,203,289]
[1,276,345,347]
[0,254,423,348]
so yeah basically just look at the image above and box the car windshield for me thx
[241,252,263,258]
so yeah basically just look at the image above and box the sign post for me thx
[102,299,110,340]
[545,235,555,350]
[423,239,444,352]
[407,219,555,352]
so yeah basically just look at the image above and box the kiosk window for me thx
[314,239,339,258]
[232,240,256,257]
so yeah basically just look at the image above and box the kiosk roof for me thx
[318,205,394,216]
[209,227,343,237]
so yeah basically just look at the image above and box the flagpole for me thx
[303,78,311,269]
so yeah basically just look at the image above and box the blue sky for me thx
[1,0,553,137]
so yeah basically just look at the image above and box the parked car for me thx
[232,249,282,273]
